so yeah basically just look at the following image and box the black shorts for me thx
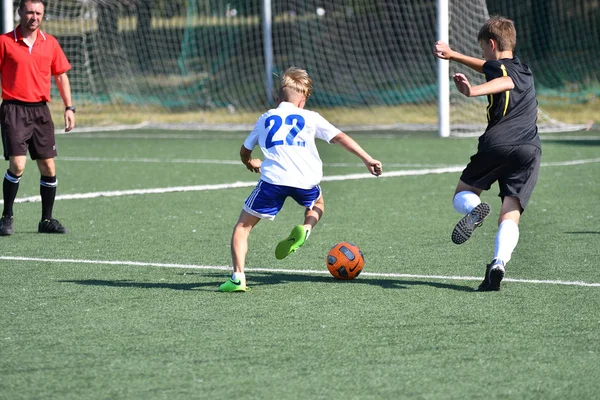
[460,144,541,210]
[1,101,57,161]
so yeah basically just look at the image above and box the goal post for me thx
[262,0,274,106]
[2,0,13,34]
[437,0,450,138]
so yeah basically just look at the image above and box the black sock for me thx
[3,170,21,217]
[40,175,57,221]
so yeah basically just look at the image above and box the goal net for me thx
[11,0,595,133]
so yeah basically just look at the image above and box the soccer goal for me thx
[3,0,593,134]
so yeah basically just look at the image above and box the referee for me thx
[0,0,75,236]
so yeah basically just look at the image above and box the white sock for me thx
[453,191,481,215]
[493,220,519,264]
[232,272,245,282]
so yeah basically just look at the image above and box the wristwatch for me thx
[65,106,76,113]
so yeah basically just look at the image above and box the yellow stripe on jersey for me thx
[501,64,509,116]
[486,64,510,121]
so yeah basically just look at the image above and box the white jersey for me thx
[243,102,341,189]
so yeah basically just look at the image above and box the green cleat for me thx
[275,225,307,260]
[218,278,246,292]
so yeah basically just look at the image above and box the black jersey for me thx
[478,56,541,150]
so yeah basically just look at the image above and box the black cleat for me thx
[38,218,67,234]
[452,202,491,244]
[477,259,505,291]
[0,215,14,236]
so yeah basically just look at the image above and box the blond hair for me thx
[278,67,313,100]
[477,16,516,52]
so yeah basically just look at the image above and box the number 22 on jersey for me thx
[265,114,306,149]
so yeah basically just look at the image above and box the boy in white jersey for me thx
[219,67,383,292]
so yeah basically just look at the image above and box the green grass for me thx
[1,130,599,399]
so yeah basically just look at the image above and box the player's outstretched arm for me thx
[433,41,485,73]
[454,73,514,97]
[330,133,382,176]
[240,145,262,173]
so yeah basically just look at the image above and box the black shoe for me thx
[452,202,491,244]
[38,218,67,234]
[477,259,505,291]
[0,215,14,236]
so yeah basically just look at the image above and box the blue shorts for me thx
[243,180,322,220]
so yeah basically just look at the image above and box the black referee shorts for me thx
[1,100,57,161]
[460,144,541,210]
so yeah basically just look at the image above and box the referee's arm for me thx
[55,72,75,132]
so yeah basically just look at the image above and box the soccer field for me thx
[1,129,599,399]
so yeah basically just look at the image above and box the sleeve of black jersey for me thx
[482,60,504,82]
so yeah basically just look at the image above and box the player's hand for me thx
[433,41,453,60]
[245,158,262,173]
[453,73,472,97]
[366,160,383,177]
[64,110,75,132]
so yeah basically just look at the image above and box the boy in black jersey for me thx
[433,16,541,291]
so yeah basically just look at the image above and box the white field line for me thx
[541,158,600,167]
[59,157,600,168]
[541,136,600,140]
[61,156,241,165]
[10,181,257,204]
[58,132,249,140]
[5,158,600,204]
[60,156,449,168]
[1,256,599,288]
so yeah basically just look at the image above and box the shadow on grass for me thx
[247,272,475,292]
[57,279,215,291]
[565,231,600,234]
[59,271,475,292]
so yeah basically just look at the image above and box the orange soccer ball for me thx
[326,242,364,280]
